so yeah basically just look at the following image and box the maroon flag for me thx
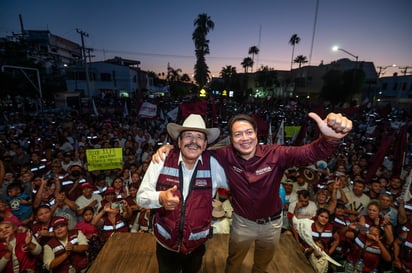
[179,100,207,119]
[365,130,395,182]
[211,97,218,125]
[293,118,308,146]
[392,122,408,177]
[251,114,269,137]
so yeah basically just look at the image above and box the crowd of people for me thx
[0,95,411,273]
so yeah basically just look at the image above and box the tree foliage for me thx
[294,55,308,68]
[241,57,254,73]
[288,34,300,70]
[248,46,259,72]
[192,13,214,88]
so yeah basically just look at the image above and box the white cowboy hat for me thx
[167,114,220,144]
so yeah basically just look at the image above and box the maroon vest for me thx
[0,232,37,272]
[46,230,88,273]
[400,224,412,269]
[154,150,213,254]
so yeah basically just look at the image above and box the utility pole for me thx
[399,66,410,76]
[76,28,91,97]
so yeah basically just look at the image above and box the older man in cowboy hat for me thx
[137,114,228,273]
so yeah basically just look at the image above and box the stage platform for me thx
[87,232,315,273]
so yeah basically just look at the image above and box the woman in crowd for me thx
[358,200,394,246]
[93,200,131,244]
[0,220,42,273]
[299,208,339,273]
[345,225,391,273]
[43,216,89,273]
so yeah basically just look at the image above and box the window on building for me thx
[101,73,111,82]
[401,82,407,91]
[392,83,398,91]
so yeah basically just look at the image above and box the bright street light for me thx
[332,46,358,62]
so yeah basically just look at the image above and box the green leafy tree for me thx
[192,13,214,88]
[248,46,259,72]
[289,34,300,70]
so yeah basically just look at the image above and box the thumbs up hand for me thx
[309,112,352,141]
[159,185,180,210]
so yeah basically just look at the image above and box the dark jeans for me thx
[156,242,206,273]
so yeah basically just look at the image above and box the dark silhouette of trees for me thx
[289,34,300,70]
[241,57,254,73]
[248,46,259,72]
[294,55,308,68]
[192,13,214,88]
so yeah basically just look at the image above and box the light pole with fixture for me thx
[377,64,397,77]
[332,46,358,62]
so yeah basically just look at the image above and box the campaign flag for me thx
[138,102,157,118]
[123,101,129,118]
[179,100,207,119]
[167,107,179,121]
[211,97,218,125]
[365,130,394,182]
[275,120,284,145]
[92,98,99,116]
[293,118,308,146]
[267,120,273,144]
[392,122,408,177]
[251,114,269,137]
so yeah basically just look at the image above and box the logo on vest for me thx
[165,178,179,183]
[255,166,272,175]
[195,179,208,187]
[232,166,242,173]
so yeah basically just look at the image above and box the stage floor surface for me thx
[87,232,315,273]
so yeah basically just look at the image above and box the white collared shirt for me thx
[137,153,228,208]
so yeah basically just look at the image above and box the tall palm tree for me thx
[192,13,214,88]
[241,57,254,73]
[294,55,308,68]
[248,46,259,72]
[289,34,301,70]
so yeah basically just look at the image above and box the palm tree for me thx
[220,65,237,89]
[241,57,254,73]
[248,46,259,72]
[192,13,214,88]
[220,65,237,79]
[166,65,182,83]
[294,55,308,68]
[289,34,301,70]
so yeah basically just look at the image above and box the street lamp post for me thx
[332,46,358,62]
[377,64,397,77]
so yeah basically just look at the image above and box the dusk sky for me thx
[1,0,411,78]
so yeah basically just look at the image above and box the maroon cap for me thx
[104,186,116,195]
[81,182,94,189]
[51,217,68,228]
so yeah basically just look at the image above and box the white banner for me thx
[138,102,157,118]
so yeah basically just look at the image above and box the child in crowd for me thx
[74,206,102,261]
[5,182,33,226]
